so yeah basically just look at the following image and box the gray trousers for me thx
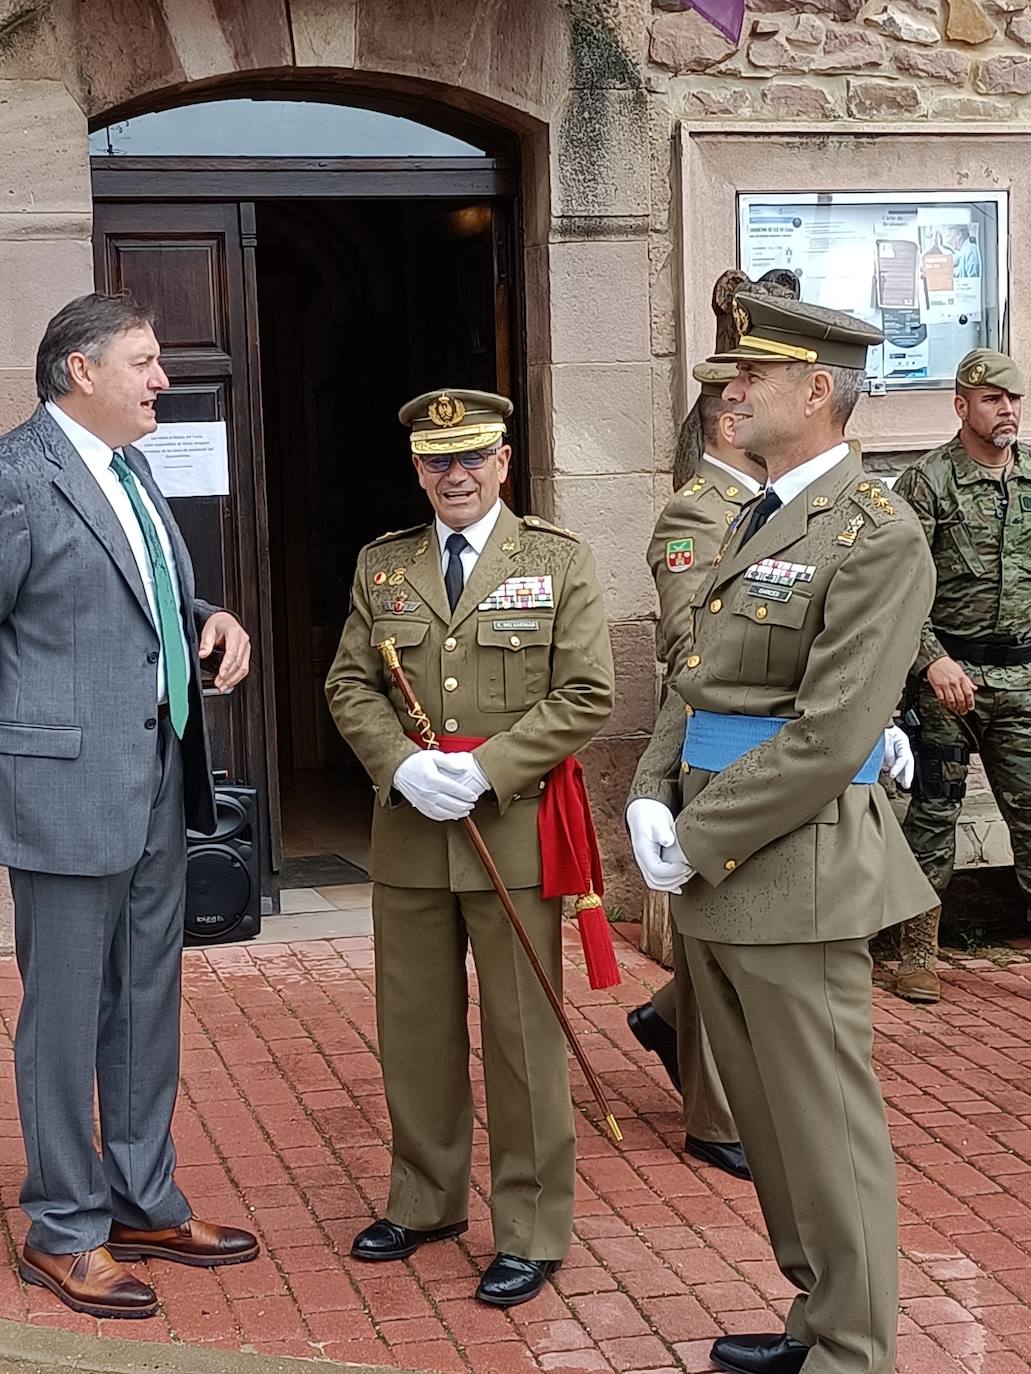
[10,720,192,1253]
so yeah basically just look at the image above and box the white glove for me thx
[435,752,491,801]
[626,798,695,894]
[393,751,480,822]
[883,724,914,789]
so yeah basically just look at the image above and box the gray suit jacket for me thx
[0,405,218,876]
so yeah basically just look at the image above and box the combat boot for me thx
[895,905,941,1003]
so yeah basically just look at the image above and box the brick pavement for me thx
[0,925,1029,1372]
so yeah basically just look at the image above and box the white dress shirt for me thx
[435,499,503,585]
[767,443,850,515]
[46,401,190,704]
[703,452,763,498]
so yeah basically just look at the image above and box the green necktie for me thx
[110,451,190,739]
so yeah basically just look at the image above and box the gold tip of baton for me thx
[378,637,400,671]
[606,1114,623,1143]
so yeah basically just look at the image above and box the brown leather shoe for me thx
[108,1216,259,1267]
[20,1244,158,1319]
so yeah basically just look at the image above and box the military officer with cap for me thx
[325,389,613,1308]
[634,294,937,1374]
[625,360,761,1181]
[894,348,1031,1002]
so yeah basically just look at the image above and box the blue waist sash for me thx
[682,709,883,784]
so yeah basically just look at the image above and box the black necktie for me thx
[740,488,782,546]
[444,531,469,611]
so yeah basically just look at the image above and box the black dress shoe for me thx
[475,1252,561,1307]
[684,1134,752,1181]
[627,1003,680,1092]
[351,1218,467,1261]
[711,1332,810,1374]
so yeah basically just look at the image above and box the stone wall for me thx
[649,0,1031,119]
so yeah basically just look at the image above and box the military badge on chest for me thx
[665,538,694,572]
[479,575,554,611]
[743,557,815,602]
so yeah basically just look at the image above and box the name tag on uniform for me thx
[492,618,540,631]
[479,575,554,611]
[747,583,793,602]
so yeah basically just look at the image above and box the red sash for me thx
[405,733,621,989]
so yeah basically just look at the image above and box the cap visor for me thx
[411,425,506,455]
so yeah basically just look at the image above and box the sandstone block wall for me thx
[649,0,1031,118]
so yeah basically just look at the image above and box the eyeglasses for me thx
[417,448,499,474]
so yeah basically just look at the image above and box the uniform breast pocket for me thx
[370,619,430,693]
[717,590,812,687]
[477,618,554,712]
[938,517,987,577]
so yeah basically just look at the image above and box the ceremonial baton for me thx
[378,637,622,1143]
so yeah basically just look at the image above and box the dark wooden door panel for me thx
[92,200,279,889]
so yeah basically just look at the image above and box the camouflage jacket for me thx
[893,434,1031,689]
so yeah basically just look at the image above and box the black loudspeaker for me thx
[184,784,261,945]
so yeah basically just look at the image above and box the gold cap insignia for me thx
[967,362,986,385]
[427,393,466,428]
[732,300,751,339]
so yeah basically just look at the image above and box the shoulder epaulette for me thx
[521,515,581,541]
[678,476,711,500]
[851,478,896,522]
[368,522,430,546]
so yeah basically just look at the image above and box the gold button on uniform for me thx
[724,859,737,872]
[443,677,458,692]
[857,481,870,492]
[726,485,739,498]
[509,635,521,647]
[443,636,457,652]
[755,605,768,620]
[444,718,459,733]
[687,654,701,668]
[709,598,723,614]
[812,496,828,508]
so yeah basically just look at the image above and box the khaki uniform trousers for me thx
[651,934,737,1143]
[372,883,575,1261]
[684,935,898,1374]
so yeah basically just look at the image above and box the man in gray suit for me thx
[0,294,258,1318]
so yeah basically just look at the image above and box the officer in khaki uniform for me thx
[325,390,613,1308]
[625,361,762,1180]
[894,349,1031,1002]
[636,298,937,1374]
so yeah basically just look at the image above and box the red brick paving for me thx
[0,929,1029,1369]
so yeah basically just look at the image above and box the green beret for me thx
[399,389,513,455]
[711,294,884,371]
[956,349,1025,397]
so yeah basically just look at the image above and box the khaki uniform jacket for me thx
[649,457,757,663]
[640,450,938,944]
[325,504,614,892]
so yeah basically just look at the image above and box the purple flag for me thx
[666,0,746,44]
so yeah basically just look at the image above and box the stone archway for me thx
[0,0,662,911]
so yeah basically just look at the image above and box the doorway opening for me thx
[90,91,525,897]
[257,197,511,883]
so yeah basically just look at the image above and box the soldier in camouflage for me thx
[894,349,1031,1002]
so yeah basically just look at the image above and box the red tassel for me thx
[575,893,620,990]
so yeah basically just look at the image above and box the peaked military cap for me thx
[399,388,513,456]
[956,348,1025,397]
[710,294,885,371]
[693,361,738,396]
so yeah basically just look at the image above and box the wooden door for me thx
[92,200,281,886]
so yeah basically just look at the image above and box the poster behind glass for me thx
[737,192,1008,390]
